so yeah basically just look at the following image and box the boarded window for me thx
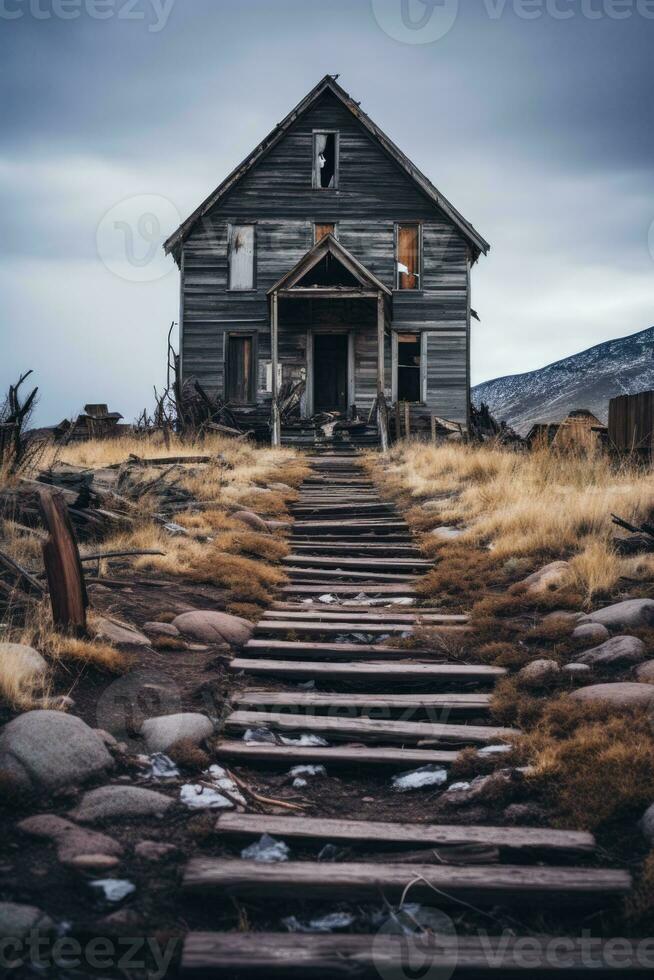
[228,224,255,290]
[397,332,422,402]
[313,133,338,189]
[396,224,420,290]
[226,335,254,403]
[314,222,336,243]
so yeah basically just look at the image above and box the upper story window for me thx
[395,223,421,290]
[313,132,339,189]
[314,222,337,243]
[228,224,255,290]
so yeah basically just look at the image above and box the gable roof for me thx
[164,75,490,263]
[268,233,391,296]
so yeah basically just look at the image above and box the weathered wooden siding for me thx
[180,90,471,422]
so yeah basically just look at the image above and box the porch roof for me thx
[267,234,392,299]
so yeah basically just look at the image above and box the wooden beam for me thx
[214,741,459,769]
[232,657,506,684]
[233,691,492,713]
[39,488,88,634]
[271,292,280,447]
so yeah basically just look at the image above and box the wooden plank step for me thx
[290,543,420,555]
[269,603,447,613]
[292,520,406,531]
[181,932,649,978]
[182,859,631,907]
[255,621,427,636]
[291,534,415,544]
[224,710,516,746]
[281,584,418,596]
[214,740,459,768]
[232,657,506,683]
[233,691,492,713]
[214,813,596,858]
[285,569,418,583]
[285,556,432,571]
[240,640,476,663]
[261,610,467,623]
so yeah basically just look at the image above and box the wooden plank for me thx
[234,691,491,713]
[284,569,418,583]
[285,556,432,571]
[281,585,418,596]
[261,610,467,623]
[182,858,631,906]
[224,710,516,746]
[269,603,447,613]
[232,657,505,682]
[240,639,476,662]
[214,740,459,768]
[214,813,596,857]
[181,932,651,977]
[255,621,428,635]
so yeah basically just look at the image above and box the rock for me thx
[70,785,173,823]
[584,599,654,630]
[0,710,112,793]
[518,659,560,687]
[172,610,253,646]
[576,635,647,668]
[140,713,214,753]
[442,770,516,807]
[0,643,48,678]
[47,695,75,711]
[95,729,119,749]
[635,660,654,684]
[563,663,592,675]
[542,610,585,627]
[520,561,570,596]
[572,622,610,644]
[391,766,448,792]
[241,833,290,863]
[570,682,654,708]
[18,814,123,865]
[134,840,178,861]
[503,803,547,824]
[94,617,150,647]
[431,526,463,541]
[639,803,654,843]
[0,902,53,941]
[268,482,292,493]
[68,854,121,871]
[233,510,270,532]
[142,622,181,638]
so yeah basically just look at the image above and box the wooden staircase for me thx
[179,445,638,978]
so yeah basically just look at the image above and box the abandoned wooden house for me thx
[164,75,490,445]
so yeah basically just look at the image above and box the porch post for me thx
[271,291,281,446]
[377,291,389,451]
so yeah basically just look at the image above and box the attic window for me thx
[314,222,336,243]
[395,224,421,290]
[314,132,338,189]
[228,224,255,290]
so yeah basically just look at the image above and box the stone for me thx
[94,617,150,647]
[142,622,181,638]
[520,561,570,596]
[563,663,592,675]
[95,729,119,749]
[442,770,515,807]
[584,599,654,630]
[518,659,560,687]
[18,814,123,865]
[268,482,292,493]
[233,510,270,533]
[140,713,214,753]
[572,622,610,644]
[0,710,112,793]
[576,635,647,668]
[172,610,253,646]
[431,526,463,541]
[635,660,654,684]
[542,611,585,627]
[0,643,47,678]
[570,682,654,708]
[0,902,53,941]
[639,803,654,843]
[134,840,178,861]
[70,785,173,823]
[68,854,121,871]
[503,803,547,824]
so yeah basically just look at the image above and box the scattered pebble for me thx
[241,834,290,863]
[89,879,135,904]
[391,765,448,792]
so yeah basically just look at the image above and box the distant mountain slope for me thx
[472,327,654,435]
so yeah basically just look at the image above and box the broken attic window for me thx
[314,132,338,189]
[228,224,255,290]
[397,332,422,402]
[396,224,420,290]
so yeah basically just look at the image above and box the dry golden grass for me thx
[369,441,654,603]
[0,643,52,709]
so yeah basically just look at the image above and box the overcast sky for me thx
[2,0,653,424]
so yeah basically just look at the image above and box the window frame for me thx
[312,130,340,191]
[227,223,257,292]
[391,330,427,404]
[225,332,257,405]
[393,222,423,291]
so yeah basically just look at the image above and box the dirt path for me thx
[178,446,639,978]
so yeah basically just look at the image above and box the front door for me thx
[313,334,348,413]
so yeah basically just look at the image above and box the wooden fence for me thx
[608,391,654,456]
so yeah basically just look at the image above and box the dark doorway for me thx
[226,335,254,404]
[313,334,348,413]
[397,332,422,402]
